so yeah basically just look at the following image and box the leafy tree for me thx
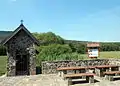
[33,32,64,45]
[68,43,86,54]
[0,45,6,55]
[36,44,73,66]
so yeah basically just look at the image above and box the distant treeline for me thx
[0,32,120,56]
[100,43,120,51]
[0,45,6,55]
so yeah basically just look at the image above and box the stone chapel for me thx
[1,22,39,76]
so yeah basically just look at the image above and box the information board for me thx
[88,49,99,57]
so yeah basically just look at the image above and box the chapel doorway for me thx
[16,54,29,75]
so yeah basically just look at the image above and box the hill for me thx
[0,31,12,43]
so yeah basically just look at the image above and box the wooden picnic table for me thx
[95,65,119,77]
[57,66,96,77]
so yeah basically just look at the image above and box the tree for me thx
[33,32,64,45]
[0,45,6,55]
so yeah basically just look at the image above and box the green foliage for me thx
[0,56,7,76]
[36,44,86,67]
[68,43,86,54]
[0,45,6,56]
[56,53,84,61]
[33,32,64,45]
[100,42,120,51]
[37,44,72,61]
[33,32,120,52]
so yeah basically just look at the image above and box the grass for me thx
[0,56,7,76]
[0,51,120,76]
[100,51,120,59]
[78,51,120,59]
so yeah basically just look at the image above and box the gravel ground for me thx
[0,74,120,86]
[0,74,67,86]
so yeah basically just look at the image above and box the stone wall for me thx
[108,59,120,66]
[42,59,109,74]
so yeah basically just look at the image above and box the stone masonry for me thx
[42,59,109,74]
[1,23,39,76]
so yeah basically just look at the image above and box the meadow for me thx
[0,51,120,76]
[79,51,120,59]
[0,56,7,76]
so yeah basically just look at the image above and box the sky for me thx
[0,0,120,42]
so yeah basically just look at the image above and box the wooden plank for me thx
[95,65,118,68]
[57,66,96,71]
[87,66,96,69]
[57,67,86,71]
[103,71,120,75]
[64,73,95,78]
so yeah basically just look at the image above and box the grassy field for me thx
[0,51,120,76]
[79,51,120,59]
[0,56,7,76]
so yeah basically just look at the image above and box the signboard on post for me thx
[87,42,100,58]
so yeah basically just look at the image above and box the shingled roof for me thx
[1,23,40,46]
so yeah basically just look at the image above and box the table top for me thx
[57,65,119,71]
[64,73,95,78]
[103,71,120,75]
[95,65,119,68]
[57,66,86,71]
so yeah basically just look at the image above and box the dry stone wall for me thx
[42,59,109,74]
[109,59,120,66]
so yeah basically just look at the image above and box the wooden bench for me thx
[103,71,120,81]
[95,65,119,77]
[64,73,95,85]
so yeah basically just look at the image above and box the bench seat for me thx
[103,71,120,75]
[64,73,95,78]
[103,71,120,81]
[64,73,95,85]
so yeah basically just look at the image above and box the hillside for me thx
[0,31,12,43]
[0,31,120,45]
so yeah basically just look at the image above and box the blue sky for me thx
[0,0,120,42]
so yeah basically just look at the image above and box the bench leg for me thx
[67,78,72,86]
[86,76,94,83]
[89,76,94,83]
[105,75,109,80]
[105,75,113,81]
[95,68,101,76]
[108,75,113,81]
[58,71,61,77]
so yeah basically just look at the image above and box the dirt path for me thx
[0,74,67,86]
[0,74,120,86]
